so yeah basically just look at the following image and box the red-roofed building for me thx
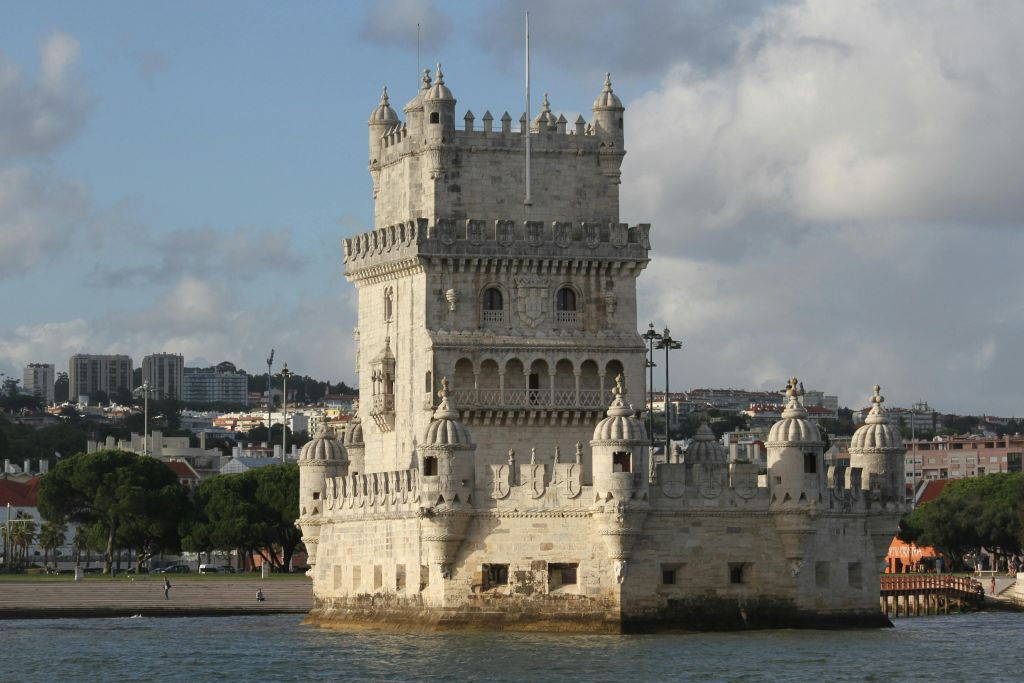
[164,460,201,490]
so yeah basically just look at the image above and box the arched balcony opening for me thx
[553,359,576,407]
[451,358,475,407]
[528,359,550,406]
[482,287,505,326]
[478,359,501,405]
[555,286,579,325]
[504,358,527,407]
[579,360,602,408]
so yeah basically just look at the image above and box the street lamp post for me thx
[641,323,663,451]
[279,364,294,459]
[266,349,275,445]
[655,328,682,462]
[133,381,152,456]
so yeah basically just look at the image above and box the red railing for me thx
[880,574,984,596]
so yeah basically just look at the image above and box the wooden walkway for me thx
[0,579,313,619]
[880,575,984,617]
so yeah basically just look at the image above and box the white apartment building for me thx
[22,363,54,405]
[142,353,184,400]
[182,367,249,404]
[68,354,133,403]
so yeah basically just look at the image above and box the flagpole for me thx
[524,10,531,206]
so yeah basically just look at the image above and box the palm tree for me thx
[10,514,36,569]
[39,521,67,569]
[73,526,89,567]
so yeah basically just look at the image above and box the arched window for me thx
[430,112,440,124]
[483,288,503,310]
[556,287,576,311]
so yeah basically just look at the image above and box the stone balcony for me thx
[449,388,608,411]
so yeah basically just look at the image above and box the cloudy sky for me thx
[2,0,1022,415]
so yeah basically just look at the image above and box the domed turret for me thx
[766,377,824,507]
[423,64,456,143]
[685,423,726,465]
[297,422,347,571]
[532,93,557,132]
[417,378,475,578]
[850,384,905,506]
[403,68,432,137]
[591,374,647,503]
[592,72,624,142]
[368,85,399,165]
[343,400,365,475]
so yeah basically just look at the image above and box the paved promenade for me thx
[0,578,313,619]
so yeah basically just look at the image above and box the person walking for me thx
[256,588,265,602]
[990,577,996,595]
[164,577,171,600]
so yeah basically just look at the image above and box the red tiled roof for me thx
[164,461,199,480]
[918,479,948,504]
[0,478,39,507]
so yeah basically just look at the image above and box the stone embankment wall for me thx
[0,579,312,619]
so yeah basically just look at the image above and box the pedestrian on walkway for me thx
[256,588,265,602]
[164,577,171,600]
[990,577,996,595]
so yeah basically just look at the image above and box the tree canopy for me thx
[37,449,189,574]
[900,472,1024,569]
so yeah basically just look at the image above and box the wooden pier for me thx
[879,575,984,617]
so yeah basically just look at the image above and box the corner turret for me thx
[343,400,365,475]
[849,384,904,506]
[297,422,347,569]
[592,73,624,143]
[766,377,824,507]
[417,378,475,578]
[368,85,399,165]
[590,374,647,503]
[423,64,456,143]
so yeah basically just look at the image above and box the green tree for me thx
[37,449,185,574]
[39,521,67,569]
[10,513,36,568]
[54,372,69,404]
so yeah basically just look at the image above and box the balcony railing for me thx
[370,394,395,414]
[448,388,607,410]
[555,310,578,324]
[482,309,505,324]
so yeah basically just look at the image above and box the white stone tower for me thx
[345,69,651,476]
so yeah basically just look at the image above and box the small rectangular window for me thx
[395,564,406,592]
[612,451,632,473]
[312,492,320,500]
[729,562,747,585]
[549,563,578,587]
[423,456,438,476]
[815,561,830,588]
[484,563,509,589]
[661,563,682,585]
[804,452,817,474]
[847,562,862,590]
[374,564,383,590]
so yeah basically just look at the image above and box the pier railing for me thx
[879,574,984,617]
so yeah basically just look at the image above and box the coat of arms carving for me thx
[515,277,549,328]
[490,464,511,500]
[660,465,686,499]
[520,463,546,498]
[553,222,571,247]
[697,464,723,499]
[467,220,484,245]
[552,463,582,499]
[732,467,757,499]
[438,219,455,246]
[496,220,514,247]
[526,221,543,247]
[583,222,600,249]
[610,223,627,248]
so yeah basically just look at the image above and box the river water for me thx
[7,612,1021,681]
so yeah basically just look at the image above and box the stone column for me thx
[574,370,581,406]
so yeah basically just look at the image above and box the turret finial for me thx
[613,373,625,397]
[872,384,884,405]
[541,93,550,112]
[438,376,450,400]
[421,68,431,90]
[380,85,390,106]
[603,72,613,92]
[508,448,516,466]
[435,63,444,85]
[575,441,583,464]
[530,447,537,464]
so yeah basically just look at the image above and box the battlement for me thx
[324,469,421,517]
[343,218,651,277]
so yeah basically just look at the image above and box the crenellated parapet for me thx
[322,468,421,518]
[343,218,651,281]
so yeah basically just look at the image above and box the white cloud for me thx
[621,0,1024,413]
[360,0,451,51]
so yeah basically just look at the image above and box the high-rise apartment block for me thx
[22,363,55,405]
[183,367,249,405]
[142,353,185,400]
[68,354,133,403]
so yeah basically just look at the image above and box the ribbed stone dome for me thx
[851,385,903,451]
[592,73,623,110]
[424,64,454,101]
[533,93,557,129]
[404,68,432,112]
[422,378,473,449]
[766,377,822,445]
[300,423,345,462]
[368,86,398,125]
[592,375,647,443]
[685,423,726,464]
[343,406,363,447]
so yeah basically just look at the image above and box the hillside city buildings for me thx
[182,366,249,404]
[141,353,185,400]
[68,354,133,403]
[22,363,54,405]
